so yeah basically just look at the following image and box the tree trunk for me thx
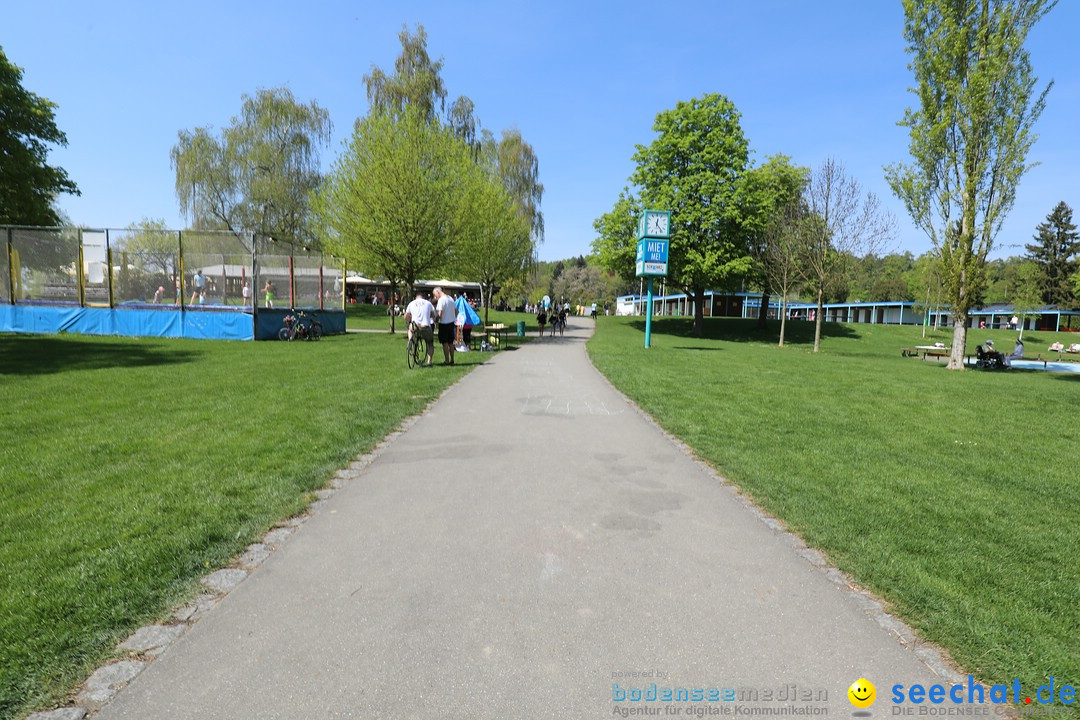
[692,285,705,336]
[389,280,398,334]
[948,315,968,370]
[813,287,824,353]
[757,285,769,330]
[778,295,788,347]
[483,283,490,327]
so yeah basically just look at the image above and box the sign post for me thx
[635,210,671,348]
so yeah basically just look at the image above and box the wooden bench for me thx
[469,331,487,351]
[902,347,948,360]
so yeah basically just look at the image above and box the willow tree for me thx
[885,0,1055,370]
[483,129,544,247]
[171,87,331,246]
[313,109,474,331]
[363,24,448,122]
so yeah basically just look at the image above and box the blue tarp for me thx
[0,304,254,340]
[455,296,481,327]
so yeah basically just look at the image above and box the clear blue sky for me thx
[5,0,1078,262]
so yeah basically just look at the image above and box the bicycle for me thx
[278,311,323,341]
[406,322,429,368]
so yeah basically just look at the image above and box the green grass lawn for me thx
[0,330,494,720]
[587,316,1080,696]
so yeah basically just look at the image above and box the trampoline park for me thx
[0,226,346,341]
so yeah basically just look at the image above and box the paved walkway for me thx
[96,319,950,719]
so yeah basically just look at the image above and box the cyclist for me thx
[404,289,436,367]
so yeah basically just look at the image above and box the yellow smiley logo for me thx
[848,678,876,709]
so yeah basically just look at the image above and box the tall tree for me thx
[591,189,642,289]
[885,0,1055,369]
[553,265,608,309]
[762,198,815,347]
[122,218,179,280]
[631,94,752,336]
[1011,260,1043,339]
[483,128,544,246]
[171,88,331,246]
[0,47,79,225]
[451,168,533,325]
[363,24,448,122]
[1025,201,1079,307]
[313,109,474,331]
[740,154,809,329]
[802,159,895,352]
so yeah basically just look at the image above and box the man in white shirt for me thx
[404,290,435,367]
[434,287,458,365]
[191,270,206,305]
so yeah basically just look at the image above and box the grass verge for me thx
[0,331,482,719]
[587,316,1079,695]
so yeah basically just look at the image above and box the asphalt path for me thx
[95,317,951,719]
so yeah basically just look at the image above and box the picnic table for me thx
[902,345,950,359]
[485,323,509,350]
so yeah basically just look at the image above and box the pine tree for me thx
[1025,201,1079,307]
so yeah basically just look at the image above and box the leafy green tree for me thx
[982,255,1026,304]
[802,158,894,352]
[631,94,752,336]
[1011,260,1043,339]
[1025,201,1079,307]
[171,88,331,246]
[313,110,474,331]
[740,155,810,329]
[360,23,542,291]
[0,46,79,226]
[553,265,608,309]
[591,188,642,288]
[122,217,179,282]
[451,169,533,325]
[851,252,916,302]
[886,0,1055,369]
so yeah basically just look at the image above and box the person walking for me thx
[264,279,275,308]
[191,269,206,305]
[434,287,457,365]
[536,306,547,338]
[404,290,436,367]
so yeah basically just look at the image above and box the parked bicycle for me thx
[278,311,323,341]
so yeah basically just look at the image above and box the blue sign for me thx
[635,239,669,277]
